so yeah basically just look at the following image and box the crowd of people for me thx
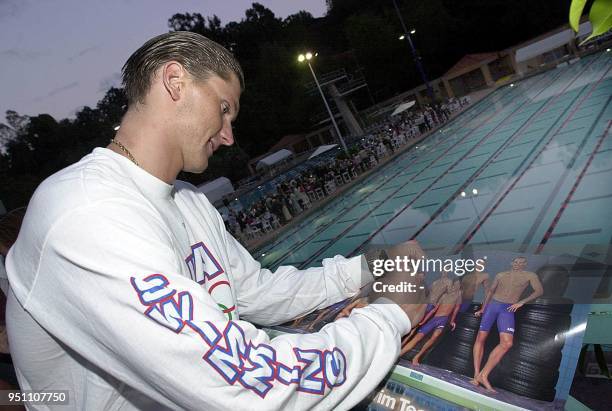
[223,97,471,244]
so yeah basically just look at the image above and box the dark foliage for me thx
[0,1,571,210]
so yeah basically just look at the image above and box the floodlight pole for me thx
[392,0,435,102]
[306,60,349,156]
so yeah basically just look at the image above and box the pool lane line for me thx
[258,69,559,258]
[260,85,519,267]
[454,57,612,253]
[339,63,572,259]
[258,131,469,257]
[462,61,610,253]
[259,72,557,258]
[300,102,515,268]
[523,96,612,251]
[536,118,612,254]
[405,53,605,249]
[256,84,515,258]
[340,72,565,255]
[299,70,563,266]
[261,150,426,266]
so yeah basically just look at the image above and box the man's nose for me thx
[219,121,234,146]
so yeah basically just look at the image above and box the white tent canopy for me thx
[197,177,234,204]
[368,103,397,118]
[391,100,416,116]
[308,144,338,160]
[256,149,293,170]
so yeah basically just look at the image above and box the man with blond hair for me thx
[471,257,543,392]
[6,32,425,410]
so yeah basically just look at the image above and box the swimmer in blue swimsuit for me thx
[459,265,490,313]
[401,279,462,365]
[471,257,543,392]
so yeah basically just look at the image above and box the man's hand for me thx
[450,321,456,331]
[371,268,427,325]
[369,240,428,326]
[474,309,484,317]
[508,302,524,312]
[398,301,427,327]
[335,298,368,319]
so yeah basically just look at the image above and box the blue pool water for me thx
[256,52,612,270]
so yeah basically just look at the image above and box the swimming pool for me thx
[256,51,612,270]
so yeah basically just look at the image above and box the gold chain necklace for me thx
[110,138,139,167]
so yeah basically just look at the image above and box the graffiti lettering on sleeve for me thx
[131,275,347,398]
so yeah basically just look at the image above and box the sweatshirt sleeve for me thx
[14,202,410,411]
[223,230,373,326]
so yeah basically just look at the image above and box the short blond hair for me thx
[122,31,244,106]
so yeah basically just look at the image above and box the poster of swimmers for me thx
[270,248,606,410]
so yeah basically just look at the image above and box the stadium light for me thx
[391,0,434,102]
[460,191,466,197]
[472,188,478,195]
[399,34,405,40]
[297,51,348,155]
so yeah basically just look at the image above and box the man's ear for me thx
[162,61,186,101]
